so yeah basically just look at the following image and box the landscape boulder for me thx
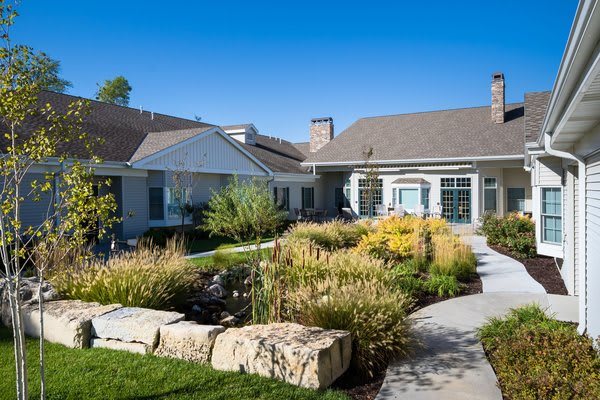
[21,300,121,348]
[211,323,352,389]
[155,321,225,363]
[91,307,184,348]
[90,337,152,355]
[1,277,59,327]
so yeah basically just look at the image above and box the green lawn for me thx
[189,248,273,271]
[0,327,347,400]
[187,236,275,254]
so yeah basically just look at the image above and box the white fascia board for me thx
[130,127,273,176]
[141,164,267,176]
[272,173,320,182]
[303,155,524,167]
[542,0,600,144]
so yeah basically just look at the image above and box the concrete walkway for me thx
[376,236,577,400]
[185,240,276,259]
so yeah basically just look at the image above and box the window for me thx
[398,189,419,209]
[421,188,430,210]
[441,177,471,188]
[484,178,497,213]
[301,187,314,209]
[167,187,190,219]
[507,188,525,213]
[274,187,290,211]
[149,188,164,220]
[542,188,562,244]
[358,178,383,217]
[344,178,351,204]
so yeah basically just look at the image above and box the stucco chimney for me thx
[310,117,334,152]
[491,72,505,124]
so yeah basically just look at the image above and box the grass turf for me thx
[0,327,347,400]
[186,236,275,254]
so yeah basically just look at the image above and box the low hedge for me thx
[478,305,600,399]
[480,213,536,258]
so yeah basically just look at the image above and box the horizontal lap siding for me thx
[585,153,600,339]
[537,157,563,186]
[19,173,53,229]
[574,171,579,295]
[121,176,149,239]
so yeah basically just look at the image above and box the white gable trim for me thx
[130,127,272,175]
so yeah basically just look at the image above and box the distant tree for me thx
[28,52,72,93]
[194,114,202,122]
[96,75,131,106]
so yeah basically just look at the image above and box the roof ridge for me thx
[358,101,525,121]
[40,90,214,127]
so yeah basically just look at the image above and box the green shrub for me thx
[50,239,194,309]
[286,220,371,250]
[480,213,536,258]
[429,234,477,281]
[423,274,461,297]
[290,278,413,376]
[478,304,600,399]
[394,275,425,297]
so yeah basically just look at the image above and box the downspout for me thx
[544,133,587,334]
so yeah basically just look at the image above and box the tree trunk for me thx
[38,269,46,400]
[6,278,25,400]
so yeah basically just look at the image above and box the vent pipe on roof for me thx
[491,72,505,124]
[140,106,143,114]
[151,111,154,120]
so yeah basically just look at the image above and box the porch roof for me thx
[391,178,430,185]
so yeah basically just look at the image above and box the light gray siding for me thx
[19,173,53,229]
[537,157,563,186]
[147,170,165,187]
[574,170,579,295]
[190,173,222,204]
[585,152,600,339]
[121,176,149,239]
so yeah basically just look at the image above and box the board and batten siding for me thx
[142,132,266,175]
[585,152,600,339]
[121,176,149,239]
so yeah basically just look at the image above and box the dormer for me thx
[222,123,257,145]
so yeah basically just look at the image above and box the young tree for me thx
[29,52,72,93]
[361,146,380,218]
[95,75,131,106]
[204,175,287,257]
[170,161,193,234]
[0,3,117,399]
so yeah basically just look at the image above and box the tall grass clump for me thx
[50,239,194,310]
[286,220,372,250]
[290,278,413,376]
[429,233,477,281]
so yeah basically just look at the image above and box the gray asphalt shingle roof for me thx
[304,103,526,164]
[240,134,309,174]
[524,91,551,144]
[130,127,214,163]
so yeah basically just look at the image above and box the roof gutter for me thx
[544,132,587,334]
[302,154,524,167]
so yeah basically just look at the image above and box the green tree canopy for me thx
[95,75,131,106]
[29,52,72,93]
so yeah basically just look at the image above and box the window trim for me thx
[483,177,497,213]
[301,187,315,209]
[148,187,165,221]
[167,186,192,220]
[507,187,526,213]
[541,187,562,245]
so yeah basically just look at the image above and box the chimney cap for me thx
[492,72,504,80]
[310,117,333,124]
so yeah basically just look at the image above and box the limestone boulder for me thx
[90,338,152,355]
[91,307,184,348]
[1,277,59,327]
[211,323,352,389]
[155,321,225,363]
[21,300,121,348]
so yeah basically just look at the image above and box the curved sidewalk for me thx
[376,236,577,400]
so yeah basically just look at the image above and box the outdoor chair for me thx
[432,204,443,219]
[294,208,301,220]
[341,207,354,221]
[376,204,388,218]
[412,204,424,218]
[394,204,405,217]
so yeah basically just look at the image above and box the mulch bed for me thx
[490,245,568,295]
[416,273,483,309]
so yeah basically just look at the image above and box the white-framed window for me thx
[507,187,526,213]
[421,187,430,210]
[483,177,497,213]
[274,187,290,211]
[167,187,191,219]
[541,187,562,244]
[301,187,314,209]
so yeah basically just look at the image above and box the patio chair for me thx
[293,208,301,220]
[341,207,354,221]
[376,204,388,218]
[432,204,443,219]
[394,204,405,217]
[412,204,424,218]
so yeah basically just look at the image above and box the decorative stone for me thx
[155,321,225,363]
[232,290,240,298]
[208,284,227,299]
[212,275,224,286]
[211,323,352,389]
[90,337,152,355]
[1,277,59,327]
[219,315,239,327]
[21,300,121,348]
[91,307,184,348]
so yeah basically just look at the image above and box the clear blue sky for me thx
[14,1,577,143]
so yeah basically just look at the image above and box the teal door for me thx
[441,189,471,223]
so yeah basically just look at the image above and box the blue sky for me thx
[14,1,577,143]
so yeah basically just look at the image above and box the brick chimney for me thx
[309,117,334,152]
[491,72,505,124]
